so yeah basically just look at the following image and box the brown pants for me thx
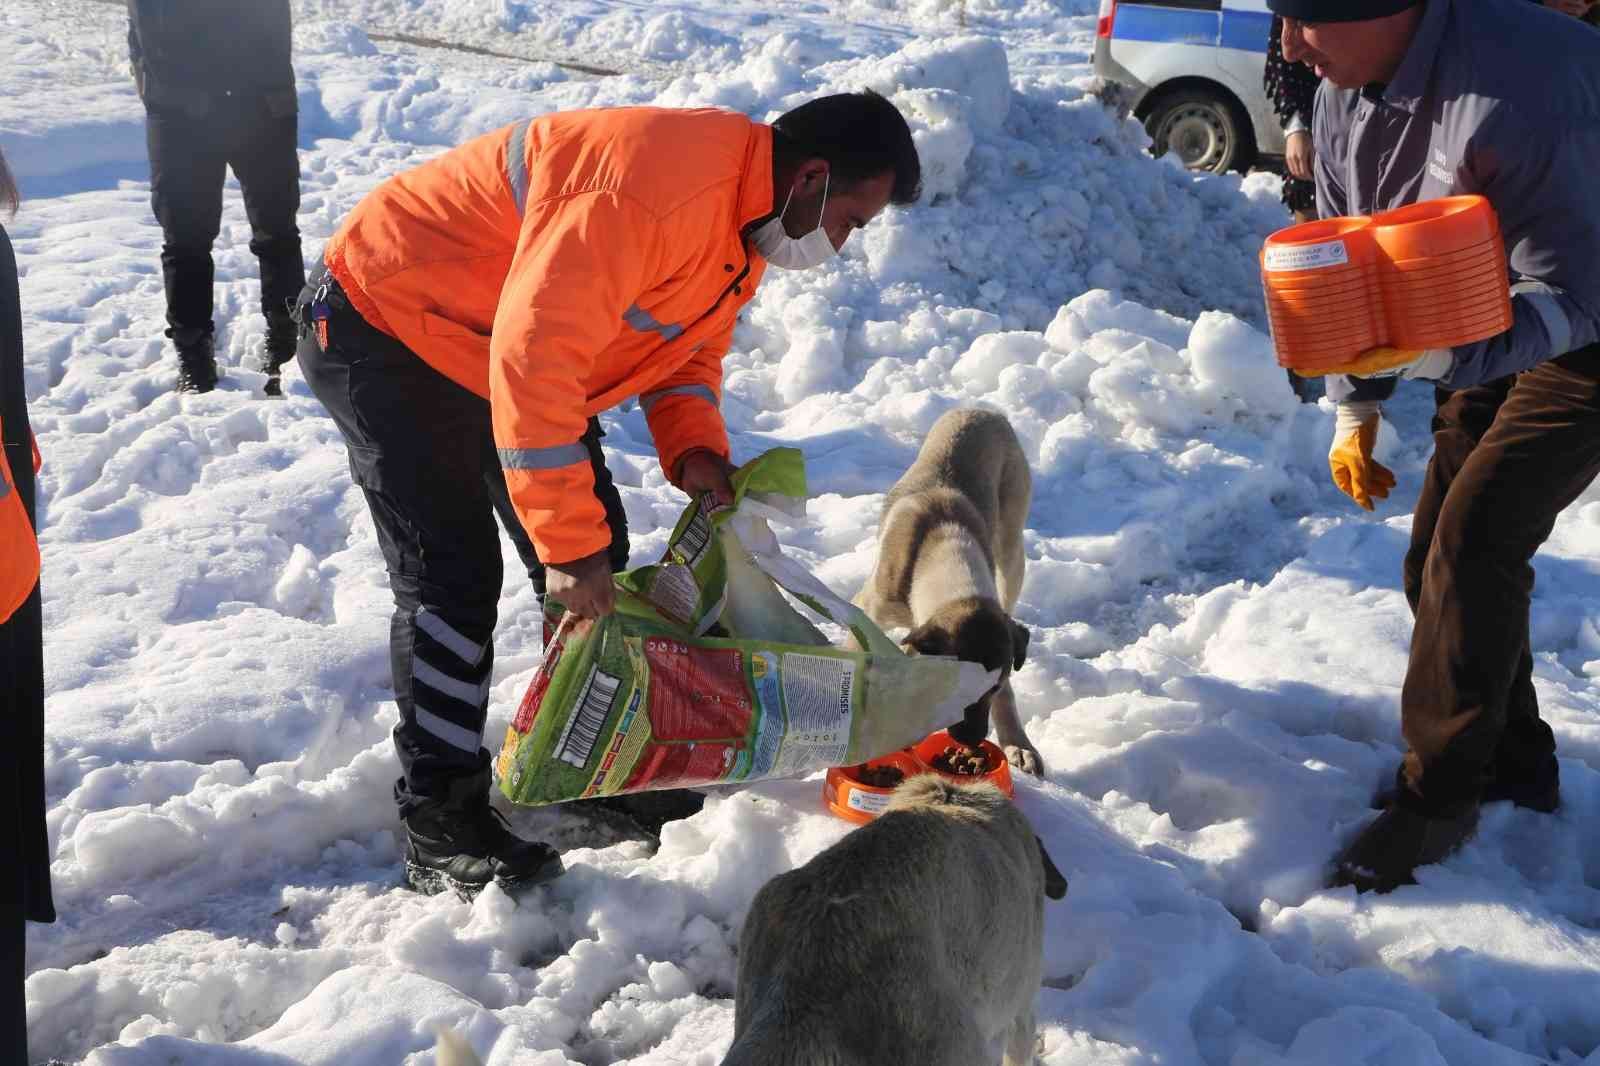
[1400,343,1600,810]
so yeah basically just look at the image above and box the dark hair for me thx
[0,149,17,219]
[774,90,923,206]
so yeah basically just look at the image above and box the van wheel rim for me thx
[1165,105,1227,170]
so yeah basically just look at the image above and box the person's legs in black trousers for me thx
[227,96,303,392]
[146,103,228,392]
[298,271,644,893]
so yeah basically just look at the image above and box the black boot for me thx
[402,766,563,899]
[171,326,218,394]
[1332,792,1480,894]
[261,308,298,397]
[581,790,706,837]
[1371,759,1559,813]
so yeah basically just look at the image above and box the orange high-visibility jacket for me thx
[0,420,41,624]
[323,106,774,564]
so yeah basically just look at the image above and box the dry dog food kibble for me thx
[931,745,989,776]
[855,765,905,788]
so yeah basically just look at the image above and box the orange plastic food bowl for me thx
[1382,256,1512,286]
[1382,296,1515,326]
[1267,314,1381,343]
[1269,327,1383,357]
[1267,271,1384,294]
[1391,301,1513,333]
[1268,282,1386,308]
[1369,196,1499,260]
[1261,217,1379,276]
[1379,235,1505,274]
[911,730,1016,798]
[823,751,929,824]
[1391,314,1513,351]
[1262,196,1513,368]
[1383,272,1513,303]
[1383,302,1514,332]
[1268,300,1384,330]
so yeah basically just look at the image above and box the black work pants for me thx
[146,94,304,334]
[296,269,629,815]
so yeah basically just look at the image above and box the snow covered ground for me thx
[5,0,1600,1063]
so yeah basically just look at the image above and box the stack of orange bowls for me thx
[1261,196,1513,372]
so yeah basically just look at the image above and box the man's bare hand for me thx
[676,448,736,508]
[545,549,616,619]
[1286,130,1315,182]
[1544,0,1591,16]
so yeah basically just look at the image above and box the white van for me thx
[1093,0,1286,174]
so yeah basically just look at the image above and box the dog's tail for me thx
[433,1026,485,1066]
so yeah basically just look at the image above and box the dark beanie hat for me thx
[1267,0,1418,20]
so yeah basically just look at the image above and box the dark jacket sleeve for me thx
[1440,101,1600,388]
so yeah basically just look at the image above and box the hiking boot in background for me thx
[171,326,218,394]
[260,307,298,397]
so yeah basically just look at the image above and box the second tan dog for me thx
[855,407,1041,773]
[721,775,1066,1066]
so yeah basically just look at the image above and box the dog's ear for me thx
[1036,835,1068,900]
[1010,619,1031,672]
[902,621,951,658]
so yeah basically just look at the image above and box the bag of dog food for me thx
[495,448,998,807]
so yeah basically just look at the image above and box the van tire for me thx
[1141,86,1256,175]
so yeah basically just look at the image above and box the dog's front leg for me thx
[990,681,1043,776]
[1002,1008,1039,1066]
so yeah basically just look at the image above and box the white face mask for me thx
[750,174,836,271]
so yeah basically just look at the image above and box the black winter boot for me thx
[402,766,563,899]
[581,789,706,837]
[261,308,298,397]
[1371,758,1559,814]
[171,327,218,394]
[1332,792,1479,894]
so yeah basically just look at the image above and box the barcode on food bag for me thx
[676,504,713,567]
[556,667,622,767]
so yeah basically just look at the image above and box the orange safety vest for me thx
[1,418,40,624]
[324,106,774,564]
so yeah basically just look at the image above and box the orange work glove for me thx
[1299,346,1454,380]
[1329,401,1396,511]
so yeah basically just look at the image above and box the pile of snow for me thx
[7,0,1600,1064]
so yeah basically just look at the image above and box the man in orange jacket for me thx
[297,93,921,898]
